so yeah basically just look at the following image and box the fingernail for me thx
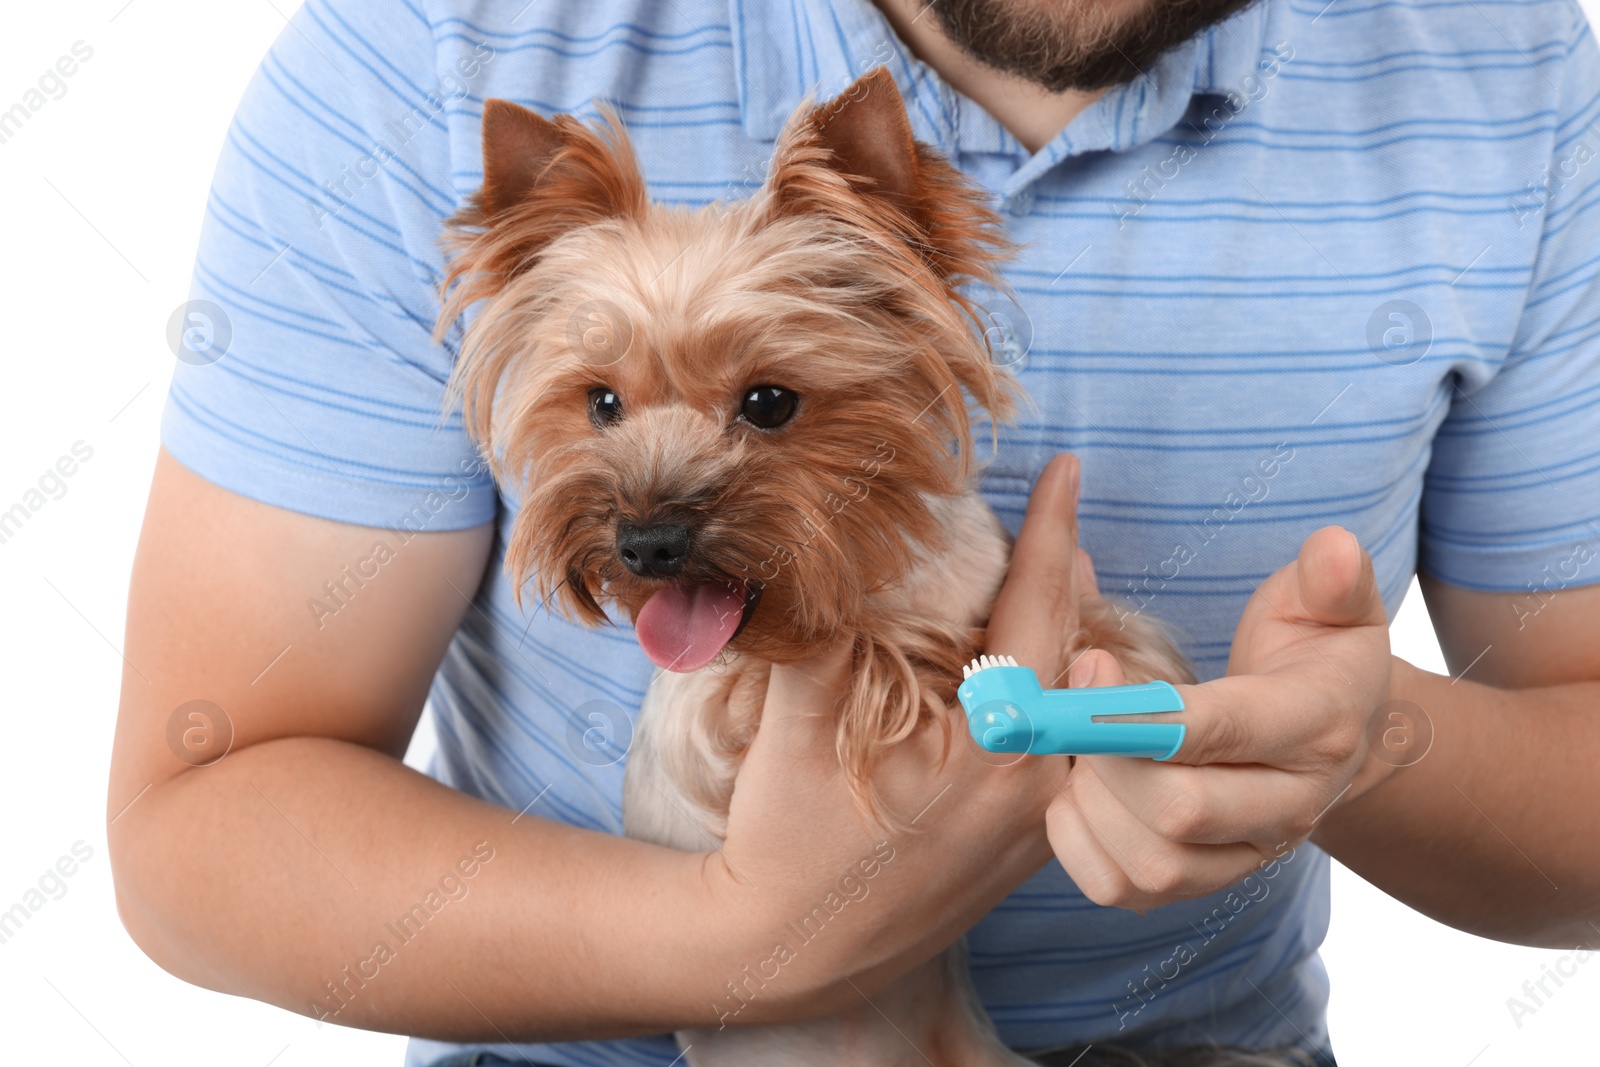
[1065,455,1080,500]
[1068,651,1097,688]
[1342,527,1362,562]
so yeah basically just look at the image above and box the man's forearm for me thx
[110,735,756,1041]
[1313,655,1600,948]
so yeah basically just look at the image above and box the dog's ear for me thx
[767,67,1018,443]
[477,98,571,218]
[767,66,1010,285]
[804,66,921,220]
[436,99,646,325]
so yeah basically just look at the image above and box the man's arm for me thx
[110,449,1084,1038]
[1311,575,1600,949]
[109,450,734,1039]
[1039,525,1600,950]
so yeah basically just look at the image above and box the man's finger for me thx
[1086,757,1331,847]
[1066,644,1118,692]
[1045,786,1139,906]
[1059,761,1269,903]
[987,453,1081,678]
[1295,526,1386,629]
[1164,673,1331,767]
[1077,547,1099,598]
[756,639,853,735]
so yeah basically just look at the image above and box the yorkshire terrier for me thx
[437,66,1308,1067]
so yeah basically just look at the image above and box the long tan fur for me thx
[436,71,1035,814]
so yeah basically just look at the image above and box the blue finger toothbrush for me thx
[957,654,1186,760]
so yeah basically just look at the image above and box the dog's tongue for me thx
[634,581,745,672]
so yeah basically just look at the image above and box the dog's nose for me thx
[616,522,691,578]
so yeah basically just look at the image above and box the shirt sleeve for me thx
[1418,3,1600,593]
[159,0,497,531]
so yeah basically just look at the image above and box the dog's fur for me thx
[437,67,1307,1067]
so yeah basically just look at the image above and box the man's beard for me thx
[924,0,1261,92]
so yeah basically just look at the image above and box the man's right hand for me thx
[718,454,1092,1019]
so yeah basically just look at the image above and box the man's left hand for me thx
[1046,525,1392,910]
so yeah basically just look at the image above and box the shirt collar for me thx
[730,0,1281,195]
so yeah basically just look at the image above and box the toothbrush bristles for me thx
[962,653,1020,679]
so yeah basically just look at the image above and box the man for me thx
[109,0,1600,1065]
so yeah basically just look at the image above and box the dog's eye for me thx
[588,387,623,428]
[739,385,798,430]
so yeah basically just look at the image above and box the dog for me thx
[436,65,1311,1067]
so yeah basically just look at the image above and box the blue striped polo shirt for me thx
[161,0,1600,1063]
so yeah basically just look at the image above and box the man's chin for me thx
[921,0,1261,93]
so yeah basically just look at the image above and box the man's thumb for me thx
[1296,526,1384,627]
[760,638,854,727]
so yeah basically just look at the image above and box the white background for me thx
[0,2,1594,1064]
